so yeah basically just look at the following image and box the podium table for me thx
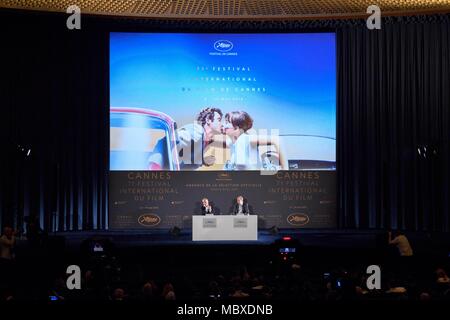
[192,215,258,241]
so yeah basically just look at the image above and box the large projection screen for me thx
[109,32,336,230]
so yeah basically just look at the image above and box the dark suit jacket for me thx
[233,203,250,215]
[201,205,215,215]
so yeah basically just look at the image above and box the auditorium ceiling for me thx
[1,0,450,19]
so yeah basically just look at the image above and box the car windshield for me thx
[110,112,172,170]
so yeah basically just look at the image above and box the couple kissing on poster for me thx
[176,107,285,171]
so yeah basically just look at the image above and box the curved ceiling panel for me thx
[1,0,450,19]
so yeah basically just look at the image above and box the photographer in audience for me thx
[0,226,17,261]
[388,230,413,257]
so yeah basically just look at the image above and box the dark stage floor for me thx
[42,229,450,254]
[53,229,376,248]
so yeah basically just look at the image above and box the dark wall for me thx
[1,10,449,232]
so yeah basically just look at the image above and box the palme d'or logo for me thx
[287,213,310,226]
[138,214,161,227]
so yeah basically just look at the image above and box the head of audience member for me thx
[386,278,407,295]
[223,111,253,139]
[436,268,450,284]
[201,198,210,208]
[3,226,13,238]
[142,282,154,297]
[418,292,431,301]
[197,107,223,134]
[230,287,249,298]
[1,288,14,302]
[112,288,125,301]
[162,283,176,300]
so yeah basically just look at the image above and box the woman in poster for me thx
[223,111,286,171]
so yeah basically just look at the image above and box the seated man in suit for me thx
[233,195,250,215]
[201,198,215,215]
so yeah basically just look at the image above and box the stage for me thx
[41,229,450,253]
[52,229,374,248]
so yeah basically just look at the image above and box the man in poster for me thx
[177,107,224,170]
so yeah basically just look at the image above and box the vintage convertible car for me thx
[110,107,180,170]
